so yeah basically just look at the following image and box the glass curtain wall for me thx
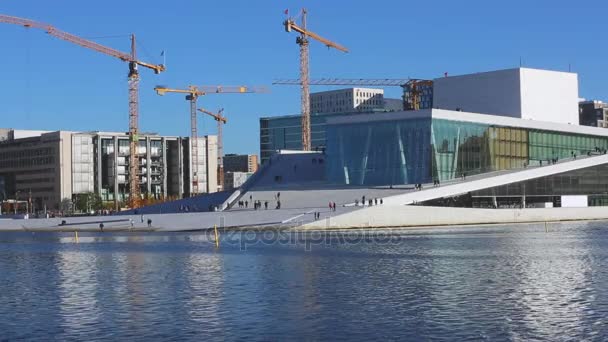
[326,118,432,185]
[472,163,608,205]
[431,119,608,182]
[327,117,608,186]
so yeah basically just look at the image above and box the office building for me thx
[310,88,385,114]
[579,100,608,128]
[0,129,217,210]
[223,154,258,173]
[403,80,434,110]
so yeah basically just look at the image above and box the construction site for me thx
[0,8,417,214]
[3,8,608,232]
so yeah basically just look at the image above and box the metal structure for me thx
[283,9,348,151]
[154,85,266,194]
[0,14,165,209]
[273,78,412,86]
[273,78,433,111]
[198,108,227,192]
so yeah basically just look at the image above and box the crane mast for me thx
[128,35,141,208]
[283,9,348,151]
[198,108,226,192]
[298,10,311,151]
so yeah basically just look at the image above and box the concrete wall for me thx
[302,205,608,229]
[433,68,522,118]
[433,68,579,125]
[206,135,218,193]
[519,68,579,125]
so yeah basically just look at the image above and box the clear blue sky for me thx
[1,0,607,155]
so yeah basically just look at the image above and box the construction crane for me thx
[197,108,227,192]
[0,14,165,209]
[154,85,266,195]
[273,78,433,111]
[283,8,348,151]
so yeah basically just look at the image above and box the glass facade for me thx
[260,115,330,164]
[473,163,608,198]
[422,164,608,208]
[326,117,608,186]
[326,118,432,185]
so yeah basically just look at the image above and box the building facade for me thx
[402,80,434,110]
[325,109,608,187]
[579,100,608,128]
[260,113,342,164]
[0,129,218,211]
[224,171,253,190]
[223,154,258,173]
[310,88,385,114]
[0,130,72,211]
[433,68,579,125]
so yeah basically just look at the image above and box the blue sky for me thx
[1,0,607,154]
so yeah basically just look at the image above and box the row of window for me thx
[0,156,55,169]
[0,147,53,161]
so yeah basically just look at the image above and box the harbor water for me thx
[1,222,608,340]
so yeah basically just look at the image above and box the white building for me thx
[310,88,385,114]
[433,67,579,125]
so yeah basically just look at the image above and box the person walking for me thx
[264,201,268,210]
[147,218,152,228]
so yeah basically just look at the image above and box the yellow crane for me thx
[0,14,165,209]
[197,108,227,192]
[154,85,266,195]
[283,8,348,151]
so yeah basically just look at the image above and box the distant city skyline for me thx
[1,0,607,155]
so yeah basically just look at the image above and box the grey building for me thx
[0,129,217,211]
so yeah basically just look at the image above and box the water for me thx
[1,222,608,341]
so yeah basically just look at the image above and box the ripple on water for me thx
[0,223,608,340]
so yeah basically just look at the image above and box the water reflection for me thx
[56,250,101,338]
[1,224,608,340]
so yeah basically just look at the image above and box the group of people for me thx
[432,179,441,187]
[328,202,337,212]
[354,196,383,206]
[237,193,282,210]
[414,183,424,190]
[252,200,269,210]
[179,205,192,212]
